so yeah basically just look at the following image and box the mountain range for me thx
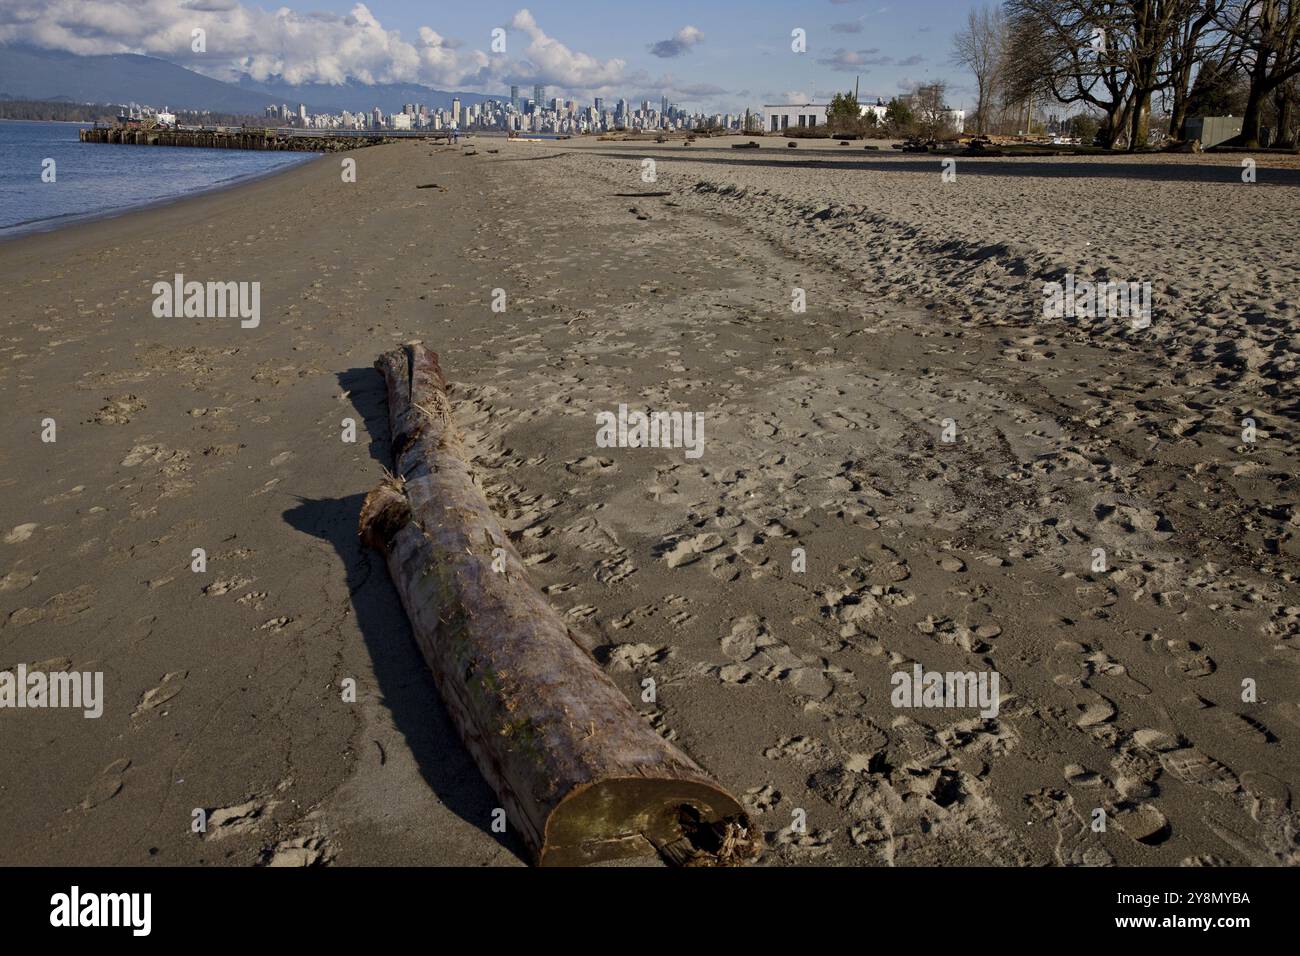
[0,45,500,115]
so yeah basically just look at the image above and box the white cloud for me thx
[0,1,624,95]
[648,25,703,59]
[506,9,625,90]
[818,47,893,70]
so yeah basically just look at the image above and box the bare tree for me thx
[1004,0,1136,147]
[911,81,955,138]
[953,5,1009,134]
[1165,0,1224,139]
[1217,0,1300,146]
[1273,74,1299,145]
[1005,0,1235,149]
[1119,0,1216,149]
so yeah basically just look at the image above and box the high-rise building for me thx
[510,85,519,109]
[533,84,545,108]
[594,97,604,113]
[662,96,669,116]
[451,97,461,127]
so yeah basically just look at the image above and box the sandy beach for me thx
[1,136,1297,867]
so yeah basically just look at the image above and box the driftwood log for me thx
[358,342,759,866]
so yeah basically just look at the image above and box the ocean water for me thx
[0,120,317,238]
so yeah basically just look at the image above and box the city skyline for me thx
[259,93,769,135]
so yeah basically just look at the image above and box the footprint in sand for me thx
[640,708,678,742]
[263,835,333,867]
[762,735,832,763]
[0,568,38,591]
[1159,747,1240,794]
[1112,802,1172,846]
[1050,641,1144,717]
[1070,688,1117,728]
[132,671,187,718]
[204,798,277,841]
[1063,763,1107,788]
[1240,771,1291,825]
[915,615,989,654]
[203,576,254,596]
[4,523,38,544]
[565,456,616,476]
[594,555,635,584]
[1214,710,1278,745]
[89,394,145,425]
[6,584,96,627]
[708,551,740,582]
[1024,788,1114,867]
[80,758,131,810]
[565,604,597,622]
[605,642,669,670]
[742,785,782,815]
[1164,643,1217,680]
[662,533,725,569]
[769,825,833,857]
[722,615,834,699]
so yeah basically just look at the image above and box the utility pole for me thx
[855,75,860,102]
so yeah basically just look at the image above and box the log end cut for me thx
[541,777,761,867]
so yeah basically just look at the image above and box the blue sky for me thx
[2,0,980,113]
[330,0,973,110]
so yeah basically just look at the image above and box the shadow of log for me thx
[281,365,528,863]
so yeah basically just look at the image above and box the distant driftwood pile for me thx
[359,342,759,867]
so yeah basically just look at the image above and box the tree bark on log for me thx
[358,342,759,866]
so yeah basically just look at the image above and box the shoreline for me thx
[0,142,326,245]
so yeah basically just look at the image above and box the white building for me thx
[864,101,889,123]
[764,100,888,132]
[764,103,826,132]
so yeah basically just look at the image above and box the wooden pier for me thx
[78,126,450,152]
